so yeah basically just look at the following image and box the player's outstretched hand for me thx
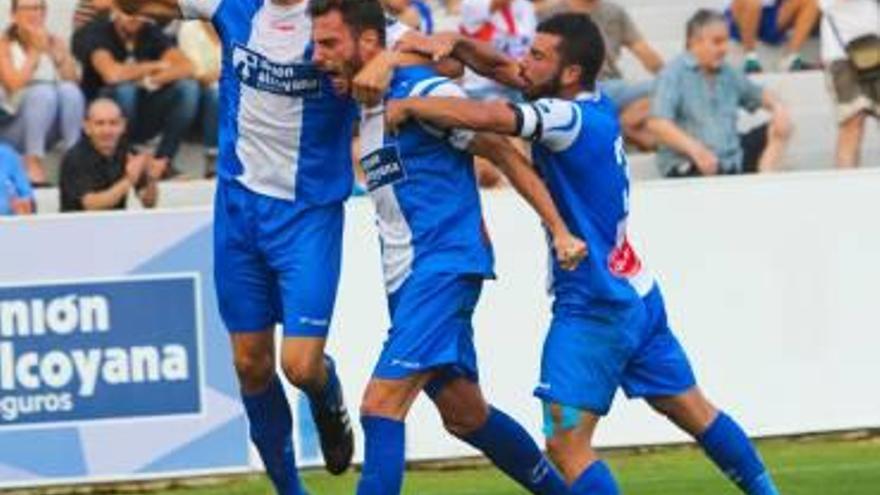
[554,233,588,271]
[384,100,410,134]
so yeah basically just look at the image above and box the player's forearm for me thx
[402,98,518,135]
[451,36,526,89]
[114,0,181,20]
[470,133,570,238]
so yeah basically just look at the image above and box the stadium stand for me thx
[7,0,880,211]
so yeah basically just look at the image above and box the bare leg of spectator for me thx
[57,82,87,151]
[777,0,819,69]
[835,112,866,169]
[758,115,792,172]
[620,97,657,152]
[730,0,762,71]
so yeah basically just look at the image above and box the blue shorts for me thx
[534,287,696,416]
[213,179,344,337]
[726,1,787,46]
[373,272,483,382]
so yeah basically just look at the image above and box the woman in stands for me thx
[0,0,86,187]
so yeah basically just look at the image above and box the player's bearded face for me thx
[521,34,564,100]
[312,12,360,95]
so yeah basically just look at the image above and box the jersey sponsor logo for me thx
[232,44,322,98]
[607,237,643,278]
[362,145,407,191]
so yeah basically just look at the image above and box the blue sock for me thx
[698,412,780,495]
[571,460,620,495]
[307,355,342,412]
[462,407,568,495]
[356,416,406,495]
[241,375,306,495]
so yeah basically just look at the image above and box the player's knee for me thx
[439,403,489,438]
[233,352,275,393]
[280,353,324,391]
[545,433,592,479]
[359,390,402,419]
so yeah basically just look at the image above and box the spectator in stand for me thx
[73,0,113,33]
[560,0,664,150]
[60,98,163,212]
[382,0,434,34]
[648,9,793,178]
[0,143,33,215]
[177,20,219,178]
[460,0,537,188]
[726,0,820,72]
[0,0,85,187]
[820,0,880,168]
[73,4,199,178]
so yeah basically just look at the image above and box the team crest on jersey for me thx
[362,145,407,191]
[232,44,322,98]
[608,237,643,278]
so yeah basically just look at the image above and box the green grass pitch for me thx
[154,435,880,495]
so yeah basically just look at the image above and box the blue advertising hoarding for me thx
[0,212,253,488]
[0,275,203,428]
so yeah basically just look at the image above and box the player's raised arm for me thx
[397,32,526,89]
[387,97,520,136]
[469,133,587,270]
[388,96,581,153]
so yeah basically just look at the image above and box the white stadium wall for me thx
[1,170,879,486]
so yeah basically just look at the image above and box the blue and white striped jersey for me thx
[359,66,494,293]
[180,0,358,203]
[514,92,655,308]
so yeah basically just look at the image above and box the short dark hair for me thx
[686,9,726,43]
[536,13,605,91]
[308,0,387,46]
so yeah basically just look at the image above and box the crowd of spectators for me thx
[0,0,877,216]
[0,0,221,215]
[453,0,875,180]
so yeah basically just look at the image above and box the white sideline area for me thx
[8,168,880,467]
